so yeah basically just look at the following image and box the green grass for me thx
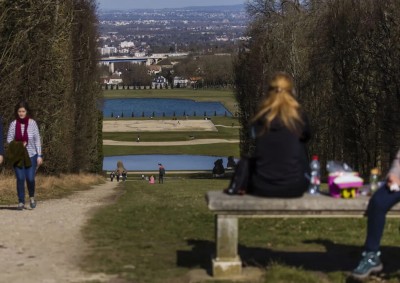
[82,179,400,283]
[103,129,238,142]
[103,143,240,157]
[102,88,238,113]
[102,116,241,157]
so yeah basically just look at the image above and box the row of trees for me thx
[235,0,400,177]
[173,55,234,86]
[0,0,102,174]
[107,54,234,87]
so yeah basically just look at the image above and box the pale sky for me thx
[97,0,246,10]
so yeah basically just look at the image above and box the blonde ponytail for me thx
[252,72,303,134]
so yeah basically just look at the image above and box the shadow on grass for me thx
[0,206,19,210]
[177,238,400,279]
[177,239,214,274]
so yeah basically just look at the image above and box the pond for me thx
[101,98,231,118]
[103,154,237,171]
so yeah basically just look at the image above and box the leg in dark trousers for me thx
[364,185,400,252]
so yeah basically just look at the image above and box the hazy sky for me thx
[97,0,246,10]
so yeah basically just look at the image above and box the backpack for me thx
[224,157,254,195]
[160,167,166,175]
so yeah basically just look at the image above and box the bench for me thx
[205,190,400,278]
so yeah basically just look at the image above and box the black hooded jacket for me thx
[250,113,311,197]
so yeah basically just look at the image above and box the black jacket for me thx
[250,113,311,197]
[6,141,31,168]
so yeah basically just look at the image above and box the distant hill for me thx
[100,4,245,12]
[182,4,245,11]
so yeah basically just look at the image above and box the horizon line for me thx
[99,3,244,11]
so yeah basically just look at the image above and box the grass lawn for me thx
[103,129,238,142]
[102,116,241,157]
[102,88,238,113]
[82,179,400,283]
[103,143,240,157]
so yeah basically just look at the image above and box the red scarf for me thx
[15,117,29,143]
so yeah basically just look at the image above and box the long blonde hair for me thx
[252,72,303,134]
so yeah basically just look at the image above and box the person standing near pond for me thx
[158,163,165,184]
[110,171,115,182]
[249,72,311,197]
[7,101,43,210]
[351,149,400,279]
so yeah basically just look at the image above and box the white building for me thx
[100,46,117,56]
[134,51,146,57]
[120,41,135,48]
[119,48,130,54]
[152,76,168,88]
[173,76,189,88]
[107,73,123,85]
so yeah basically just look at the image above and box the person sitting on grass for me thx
[351,148,400,280]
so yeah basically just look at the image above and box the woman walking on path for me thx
[7,101,43,210]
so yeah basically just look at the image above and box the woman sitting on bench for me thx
[248,72,311,198]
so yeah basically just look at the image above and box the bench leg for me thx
[212,214,242,277]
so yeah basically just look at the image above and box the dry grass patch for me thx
[0,172,105,204]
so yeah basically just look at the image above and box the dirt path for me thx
[103,138,239,146]
[0,181,119,283]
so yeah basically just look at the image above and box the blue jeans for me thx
[364,184,400,252]
[14,155,37,204]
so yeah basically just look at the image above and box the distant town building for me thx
[120,41,135,48]
[189,77,203,87]
[147,65,162,75]
[107,73,123,85]
[134,51,146,57]
[119,48,130,54]
[173,76,189,88]
[152,76,168,88]
[99,46,117,56]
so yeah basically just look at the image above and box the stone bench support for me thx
[206,190,400,278]
[212,215,241,277]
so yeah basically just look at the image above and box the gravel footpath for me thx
[103,138,239,146]
[0,181,119,283]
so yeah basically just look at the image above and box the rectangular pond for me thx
[103,154,237,171]
[101,98,232,118]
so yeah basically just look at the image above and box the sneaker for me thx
[17,203,25,210]
[352,251,383,279]
[30,199,36,209]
